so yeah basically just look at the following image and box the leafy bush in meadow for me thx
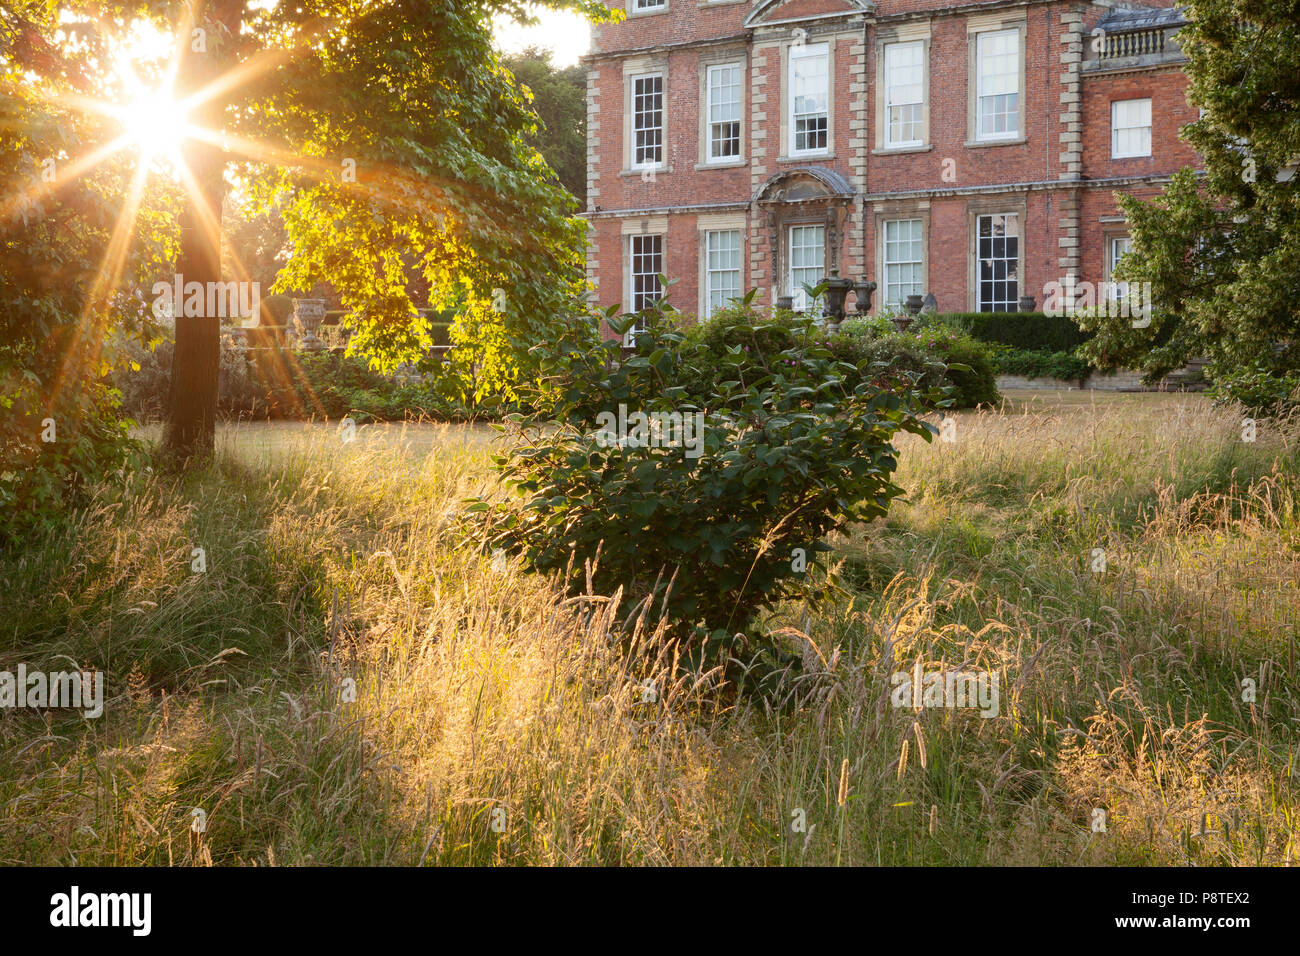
[863,329,1000,408]
[0,380,138,541]
[465,298,941,666]
[1208,360,1300,417]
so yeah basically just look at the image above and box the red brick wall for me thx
[594,0,750,56]
[865,10,1062,192]
[585,0,1204,331]
[1080,69,1199,180]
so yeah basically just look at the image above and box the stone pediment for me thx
[754,166,855,203]
[743,0,874,30]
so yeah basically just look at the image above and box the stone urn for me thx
[853,279,877,316]
[1019,295,1037,312]
[821,269,854,332]
[292,298,327,352]
[890,294,923,333]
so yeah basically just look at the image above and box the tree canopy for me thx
[502,46,587,203]
[1078,0,1300,384]
[2,0,614,521]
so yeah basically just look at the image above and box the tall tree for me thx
[5,0,614,464]
[1077,0,1300,382]
[1,2,177,533]
[502,47,587,203]
[165,1,243,458]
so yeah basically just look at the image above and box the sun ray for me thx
[10,0,556,435]
[43,159,151,416]
[0,131,138,222]
[171,155,333,422]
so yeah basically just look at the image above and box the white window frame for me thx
[787,223,825,311]
[629,233,664,317]
[975,29,1020,142]
[705,63,743,164]
[1111,98,1152,158]
[1108,235,1132,300]
[631,72,665,170]
[975,212,1019,312]
[703,229,742,318]
[631,0,666,11]
[883,218,924,307]
[884,41,925,149]
[788,43,830,157]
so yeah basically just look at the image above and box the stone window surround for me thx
[873,21,932,155]
[1102,226,1131,283]
[872,198,931,310]
[965,12,1029,148]
[696,212,747,316]
[621,56,671,176]
[965,195,1028,311]
[627,0,669,19]
[762,201,848,302]
[697,49,748,169]
[621,216,669,341]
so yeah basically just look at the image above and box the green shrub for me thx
[1207,361,1300,417]
[829,333,947,393]
[677,303,998,409]
[0,378,138,541]
[837,314,896,340]
[466,298,940,667]
[111,332,173,423]
[934,333,1001,407]
[833,329,1000,408]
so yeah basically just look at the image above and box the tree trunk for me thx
[164,3,242,462]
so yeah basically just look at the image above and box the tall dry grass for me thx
[1,394,1296,864]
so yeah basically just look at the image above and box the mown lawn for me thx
[1,390,1296,865]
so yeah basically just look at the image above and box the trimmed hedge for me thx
[238,349,483,421]
[113,333,497,424]
[989,346,1093,384]
[935,311,1093,353]
[246,316,452,347]
[260,293,294,326]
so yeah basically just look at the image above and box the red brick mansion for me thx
[581,0,1200,325]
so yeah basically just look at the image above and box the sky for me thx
[493,9,594,66]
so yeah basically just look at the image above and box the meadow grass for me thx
[1,392,1296,865]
